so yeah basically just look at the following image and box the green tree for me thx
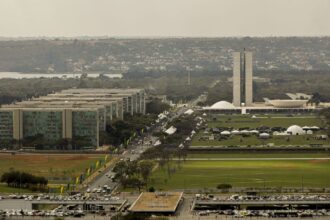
[138,160,154,186]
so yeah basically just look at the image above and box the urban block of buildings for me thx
[0,88,145,148]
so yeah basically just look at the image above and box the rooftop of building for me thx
[47,93,132,98]
[13,100,118,106]
[0,107,100,112]
[0,88,143,113]
[59,88,144,94]
[35,96,123,101]
[129,192,183,213]
[203,102,317,110]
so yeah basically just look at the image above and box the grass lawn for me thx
[0,184,32,193]
[191,114,328,147]
[191,132,330,146]
[150,160,330,189]
[0,154,106,184]
[187,152,330,158]
[207,115,324,129]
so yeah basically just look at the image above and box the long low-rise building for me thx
[0,108,99,147]
[0,88,146,148]
[202,101,319,115]
[49,88,146,115]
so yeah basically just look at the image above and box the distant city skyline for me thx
[1,0,330,37]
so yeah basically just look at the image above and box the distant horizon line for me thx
[1,35,330,40]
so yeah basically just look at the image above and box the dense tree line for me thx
[110,114,198,191]
[112,160,154,191]
[0,74,216,105]
[139,114,199,180]
[142,114,196,158]
[146,99,170,114]
[100,114,157,147]
[124,70,221,79]
[15,135,93,150]
[1,171,48,191]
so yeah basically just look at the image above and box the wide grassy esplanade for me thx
[151,159,330,190]
[191,114,328,147]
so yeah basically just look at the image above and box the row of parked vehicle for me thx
[2,193,120,202]
[227,194,330,201]
[198,209,330,218]
[0,205,85,217]
[196,194,330,201]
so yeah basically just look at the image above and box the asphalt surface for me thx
[87,105,188,193]
[171,157,330,161]
[0,200,32,210]
[87,135,156,191]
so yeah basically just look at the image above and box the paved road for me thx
[0,200,32,209]
[171,157,330,161]
[88,103,190,190]
[87,105,188,192]
[87,135,156,191]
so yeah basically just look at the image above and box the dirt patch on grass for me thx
[64,155,89,161]
[309,159,330,164]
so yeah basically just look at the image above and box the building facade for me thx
[0,88,146,148]
[232,51,253,107]
[0,108,99,148]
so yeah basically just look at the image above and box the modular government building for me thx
[0,88,145,148]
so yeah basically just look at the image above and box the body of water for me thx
[0,72,123,79]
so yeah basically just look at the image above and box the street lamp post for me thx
[19,172,22,195]
[263,178,266,192]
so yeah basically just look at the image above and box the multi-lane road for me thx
[87,105,188,193]
[87,135,157,191]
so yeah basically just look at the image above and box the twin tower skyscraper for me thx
[233,50,253,107]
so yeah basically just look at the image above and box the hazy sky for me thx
[1,0,330,37]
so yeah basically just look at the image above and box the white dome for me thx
[250,130,259,134]
[259,133,270,138]
[260,132,270,136]
[268,99,307,108]
[231,130,240,134]
[210,101,235,109]
[220,130,231,135]
[287,125,304,135]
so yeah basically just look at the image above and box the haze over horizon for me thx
[1,0,330,38]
